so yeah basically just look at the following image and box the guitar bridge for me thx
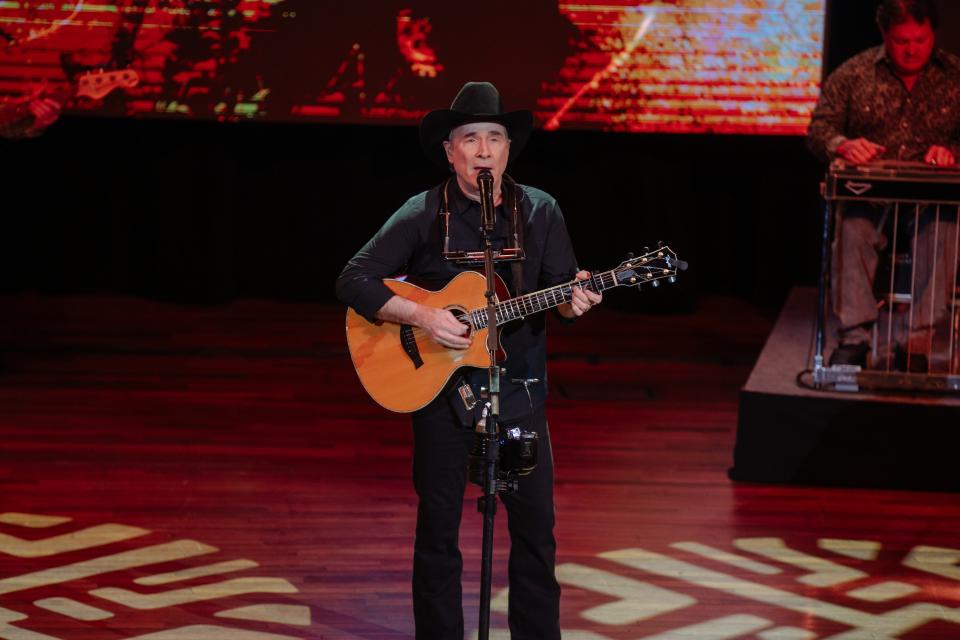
[399,325,424,369]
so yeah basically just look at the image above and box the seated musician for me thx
[807,0,960,371]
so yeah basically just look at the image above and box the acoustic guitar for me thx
[346,245,684,412]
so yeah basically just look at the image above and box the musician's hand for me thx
[562,271,602,318]
[414,305,472,349]
[924,145,956,168]
[837,138,886,165]
[28,98,61,133]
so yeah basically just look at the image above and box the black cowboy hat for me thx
[419,81,534,169]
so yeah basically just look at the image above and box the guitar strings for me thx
[405,260,673,337]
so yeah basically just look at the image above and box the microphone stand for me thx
[476,168,500,640]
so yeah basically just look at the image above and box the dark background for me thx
[1,1,953,310]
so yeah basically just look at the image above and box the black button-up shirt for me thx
[807,46,960,162]
[336,179,579,423]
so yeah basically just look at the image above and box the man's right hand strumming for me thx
[412,305,472,350]
[376,295,471,349]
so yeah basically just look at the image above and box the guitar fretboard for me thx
[470,269,619,330]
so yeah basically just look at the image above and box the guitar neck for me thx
[470,270,620,329]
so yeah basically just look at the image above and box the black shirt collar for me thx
[445,176,511,216]
[446,178,476,215]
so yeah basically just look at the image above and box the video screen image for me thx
[0,1,824,135]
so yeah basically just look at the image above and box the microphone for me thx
[477,169,495,231]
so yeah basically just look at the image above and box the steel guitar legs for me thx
[815,162,960,392]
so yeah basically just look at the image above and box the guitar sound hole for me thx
[448,307,472,338]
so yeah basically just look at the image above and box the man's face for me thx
[443,122,510,198]
[883,18,935,77]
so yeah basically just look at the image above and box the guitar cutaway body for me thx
[345,271,509,413]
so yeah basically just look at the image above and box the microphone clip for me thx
[477,169,496,233]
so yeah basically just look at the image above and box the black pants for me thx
[411,401,560,640]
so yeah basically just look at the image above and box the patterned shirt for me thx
[807,46,960,162]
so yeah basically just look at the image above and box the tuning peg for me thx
[668,276,676,284]
[626,252,634,260]
[657,240,664,248]
[643,246,650,254]
[651,280,660,288]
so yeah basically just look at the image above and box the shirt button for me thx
[901,121,908,129]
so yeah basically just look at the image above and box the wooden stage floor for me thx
[1,293,959,640]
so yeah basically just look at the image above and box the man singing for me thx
[336,81,601,639]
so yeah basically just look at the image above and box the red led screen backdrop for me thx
[0,1,824,135]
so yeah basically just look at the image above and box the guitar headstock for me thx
[614,244,686,288]
[76,69,140,100]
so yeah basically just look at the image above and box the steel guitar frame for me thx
[813,161,960,394]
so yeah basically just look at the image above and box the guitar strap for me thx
[503,174,527,296]
[438,174,527,295]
